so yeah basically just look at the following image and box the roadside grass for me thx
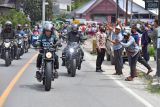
[148,45,155,57]
[138,71,160,95]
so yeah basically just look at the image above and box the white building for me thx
[53,0,71,14]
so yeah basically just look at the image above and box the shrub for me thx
[148,45,155,56]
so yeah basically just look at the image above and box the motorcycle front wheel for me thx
[70,59,77,77]
[5,51,11,66]
[44,62,52,91]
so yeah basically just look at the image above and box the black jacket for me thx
[67,31,83,44]
[0,29,15,39]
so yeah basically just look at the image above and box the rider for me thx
[15,24,25,37]
[0,21,17,59]
[36,23,59,80]
[32,26,40,35]
[62,24,84,66]
[23,24,32,46]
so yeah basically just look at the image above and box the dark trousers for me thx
[128,52,151,71]
[96,48,106,70]
[130,52,139,78]
[138,53,151,70]
[142,46,149,62]
[114,48,123,74]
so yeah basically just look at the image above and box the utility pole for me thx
[70,0,72,13]
[125,0,128,26]
[116,0,119,19]
[130,0,133,26]
[157,0,160,77]
[42,0,46,25]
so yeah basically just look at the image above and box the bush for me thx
[148,45,155,56]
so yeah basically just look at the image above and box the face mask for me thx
[131,30,134,34]
[100,28,105,32]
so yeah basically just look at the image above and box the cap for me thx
[123,31,130,36]
[115,25,121,30]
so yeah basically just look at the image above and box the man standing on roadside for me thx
[109,25,123,75]
[96,25,107,72]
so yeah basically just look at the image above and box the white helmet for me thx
[44,23,53,31]
[34,26,38,30]
[5,21,12,25]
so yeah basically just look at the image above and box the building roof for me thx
[75,0,97,14]
[75,0,156,15]
[0,3,14,8]
[115,0,154,14]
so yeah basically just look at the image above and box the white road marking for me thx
[84,50,154,107]
[105,74,154,107]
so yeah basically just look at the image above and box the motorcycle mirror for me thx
[57,43,62,47]
[83,37,87,40]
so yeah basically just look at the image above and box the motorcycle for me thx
[36,42,61,91]
[0,39,13,66]
[31,31,40,47]
[61,29,68,43]
[16,34,24,59]
[63,42,83,77]
[23,34,29,53]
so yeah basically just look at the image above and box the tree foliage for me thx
[73,0,91,9]
[0,9,30,28]
[22,0,53,22]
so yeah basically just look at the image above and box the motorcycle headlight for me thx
[19,40,22,44]
[69,48,74,53]
[4,42,11,48]
[46,52,52,59]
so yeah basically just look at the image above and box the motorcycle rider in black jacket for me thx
[62,24,84,66]
[0,21,17,59]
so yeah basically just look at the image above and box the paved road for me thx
[0,47,152,107]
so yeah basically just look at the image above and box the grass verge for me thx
[138,71,160,95]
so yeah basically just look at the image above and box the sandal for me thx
[125,76,133,81]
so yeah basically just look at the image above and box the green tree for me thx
[23,0,42,22]
[73,0,91,9]
[22,0,53,22]
[0,9,29,28]
[46,0,53,21]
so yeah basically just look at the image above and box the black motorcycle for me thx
[0,39,13,66]
[64,42,83,77]
[36,42,60,91]
[23,34,29,53]
[16,34,24,59]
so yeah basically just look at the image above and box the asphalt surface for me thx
[0,46,151,107]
